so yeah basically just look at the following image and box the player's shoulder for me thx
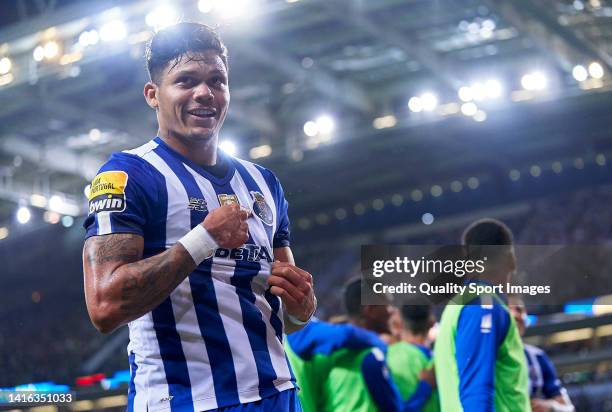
[99,141,158,176]
[525,343,552,367]
[390,341,432,360]
[233,156,280,182]
[460,295,506,315]
[524,343,544,355]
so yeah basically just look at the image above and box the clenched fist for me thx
[268,261,316,323]
[203,204,250,249]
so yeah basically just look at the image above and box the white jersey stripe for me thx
[140,150,217,410]
[237,160,277,234]
[185,165,261,403]
[123,140,158,157]
[228,172,293,390]
[97,211,112,235]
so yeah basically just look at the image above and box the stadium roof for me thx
[0,0,612,229]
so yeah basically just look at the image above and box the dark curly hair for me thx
[145,22,228,84]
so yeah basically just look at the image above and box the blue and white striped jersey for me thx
[84,137,297,412]
[524,343,563,399]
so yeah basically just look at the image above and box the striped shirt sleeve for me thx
[83,152,154,238]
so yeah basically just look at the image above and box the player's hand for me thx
[268,261,315,322]
[530,399,552,412]
[419,367,436,389]
[202,204,250,249]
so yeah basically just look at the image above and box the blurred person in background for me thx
[380,306,404,344]
[508,295,575,412]
[285,318,387,412]
[435,218,531,411]
[82,22,315,412]
[387,305,439,412]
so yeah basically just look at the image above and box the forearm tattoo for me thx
[84,234,195,320]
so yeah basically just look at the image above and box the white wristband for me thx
[285,296,317,326]
[178,225,218,265]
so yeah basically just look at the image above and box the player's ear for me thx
[144,82,159,110]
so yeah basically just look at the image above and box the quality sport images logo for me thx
[88,171,128,214]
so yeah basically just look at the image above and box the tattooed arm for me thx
[82,204,250,334]
[83,234,196,333]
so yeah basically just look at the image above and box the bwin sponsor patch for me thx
[88,171,128,214]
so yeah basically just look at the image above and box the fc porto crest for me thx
[251,191,273,226]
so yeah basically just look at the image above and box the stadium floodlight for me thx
[30,194,47,208]
[0,227,8,240]
[509,169,521,181]
[469,83,486,101]
[484,79,502,99]
[521,71,547,91]
[408,96,423,113]
[482,19,496,31]
[315,115,335,134]
[372,115,397,129]
[450,180,463,192]
[219,140,237,156]
[460,102,478,116]
[303,121,318,137]
[473,110,487,122]
[78,30,100,47]
[588,62,604,79]
[0,57,12,75]
[572,65,588,82]
[430,185,443,197]
[198,0,215,13]
[421,213,434,225]
[44,211,61,224]
[467,177,480,189]
[216,0,252,19]
[100,21,128,42]
[43,41,60,59]
[458,86,473,102]
[89,128,101,141]
[33,46,45,62]
[17,206,31,224]
[48,195,64,212]
[61,216,75,228]
[145,5,178,31]
[249,144,272,159]
[421,92,438,112]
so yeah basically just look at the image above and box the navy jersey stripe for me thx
[153,144,241,406]
[265,288,283,342]
[209,179,280,396]
[127,352,138,412]
[152,297,195,411]
[233,161,285,343]
[232,160,273,246]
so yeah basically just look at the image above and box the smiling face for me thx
[145,50,229,145]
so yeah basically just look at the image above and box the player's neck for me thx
[158,131,218,166]
[403,331,427,347]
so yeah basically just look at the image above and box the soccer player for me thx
[285,318,387,412]
[289,278,432,411]
[82,23,316,412]
[508,295,575,412]
[387,305,439,412]
[435,219,531,411]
